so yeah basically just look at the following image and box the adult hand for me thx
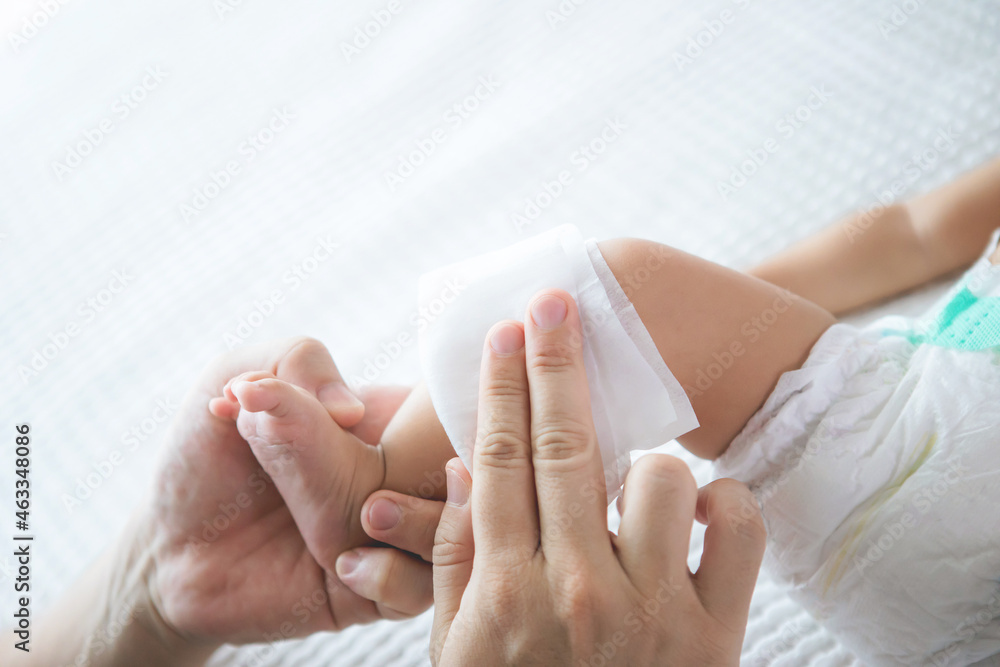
[429,290,767,666]
[11,337,441,667]
[336,486,448,620]
[143,337,434,648]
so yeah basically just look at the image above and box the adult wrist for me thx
[90,505,220,666]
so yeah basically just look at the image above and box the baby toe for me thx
[223,370,276,402]
[208,395,240,421]
[232,377,334,450]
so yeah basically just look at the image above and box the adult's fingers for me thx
[335,547,434,619]
[523,290,608,559]
[432,459,475,663]
[360,490,444,562]
[471,320,540,559]
[693,478,766,632]
[616,455,699,590]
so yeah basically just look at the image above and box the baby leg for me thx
[597,239,836,460]
[214,371,385,552]
[378,236,837,505]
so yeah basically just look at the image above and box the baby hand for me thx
[213,371,386,564]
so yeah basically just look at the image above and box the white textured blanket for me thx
[2,0,998,664]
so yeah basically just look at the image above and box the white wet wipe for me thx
[418,224,699,498]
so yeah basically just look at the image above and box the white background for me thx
[1,0,998,664]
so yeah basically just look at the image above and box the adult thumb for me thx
[431,458,475,664]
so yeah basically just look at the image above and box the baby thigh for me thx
[597,238,836,460]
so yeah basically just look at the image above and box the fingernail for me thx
[530,294,568,329]
[336,551,361,579]
[446,467,469,507]
[489,322,525,355]
[368,498,401,531]
[318,383,364,411]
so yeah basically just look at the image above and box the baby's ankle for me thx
[345,442,389,543]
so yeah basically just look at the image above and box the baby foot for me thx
[211,371,385,565]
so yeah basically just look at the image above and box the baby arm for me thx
[751,157,1000,316]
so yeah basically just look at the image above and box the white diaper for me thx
[715,231,1000,665]
[418,224,699,498]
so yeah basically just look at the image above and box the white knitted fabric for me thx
[1,0,998,664]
